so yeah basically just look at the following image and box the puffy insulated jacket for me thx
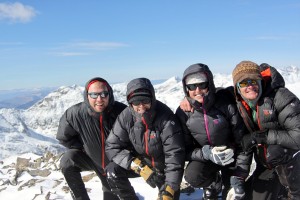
[105,78,185,189]
[234,64,300,168]
[176,63,251,178]
[56,77,127,173]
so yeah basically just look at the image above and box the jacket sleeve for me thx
[160,113,185,191]
[56,110,83,149]
[105,112,134,170]
[268,88,300,150]
[175,107,199,161]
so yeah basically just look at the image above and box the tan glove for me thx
[131,158,156,188]
[158,185,175,200]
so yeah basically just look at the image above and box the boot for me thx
[202,173,222,200]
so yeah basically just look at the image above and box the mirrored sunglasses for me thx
[238,79,258,88]
[186,82,208,91]
[88,91,109,99]
[131,98,151,106]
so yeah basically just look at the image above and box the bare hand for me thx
[179,97,194,112]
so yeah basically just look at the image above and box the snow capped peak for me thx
[276,65,300,84]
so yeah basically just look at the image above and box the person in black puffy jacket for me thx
[105,77,185,200]
[56,77,127,200]
[176,63,251,200]
[232,61,300,200]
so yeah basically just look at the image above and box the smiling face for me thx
[87,81,109,112]
[238,79,260,100]
[187,85,208,103]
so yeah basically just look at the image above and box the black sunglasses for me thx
[88,91,109,99]
[186,82,208,91]
[131,98,151,106]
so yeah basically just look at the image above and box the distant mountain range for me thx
[0,87,58,109]
[0,66,300,160]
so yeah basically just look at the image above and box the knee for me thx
[185,171,214,188]
[60,150,80,172]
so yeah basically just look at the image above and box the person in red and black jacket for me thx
[232,61,300,200]
[105,77,185,200]
[56,77,127,200]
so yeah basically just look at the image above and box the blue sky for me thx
[0,0,299,90]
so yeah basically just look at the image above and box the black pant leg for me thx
[244,162,284,200]
[105,161,139,200]
[220,165,235,199]
[276,153,300,200]
[60,149,95,200]
[60,149,119,200]
[96,174,120,200]
[184,160,220,188]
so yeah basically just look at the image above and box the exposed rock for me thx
[28,169,51,177]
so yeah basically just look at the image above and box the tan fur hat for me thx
[232,61,262,86]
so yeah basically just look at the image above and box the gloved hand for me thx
[158,184,175,200]
[202,145,234,166]
[131,158,164,188]
[241,130,268,152]
[226,176,245,200]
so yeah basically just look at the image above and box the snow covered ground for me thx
[0,153,203,200]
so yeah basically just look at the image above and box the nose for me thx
[195,86,202,91]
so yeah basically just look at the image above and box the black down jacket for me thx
[56,77,127,173]
[105,78,185,190]
[176,63,251,178]
[234,64,300,168]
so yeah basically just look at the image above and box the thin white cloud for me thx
[70,42,129,50]
[51,52,90,57]
[0,2,37,23]
[49,41,129,57]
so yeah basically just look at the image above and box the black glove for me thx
[241,130,268,152]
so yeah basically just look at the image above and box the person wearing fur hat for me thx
[105,77,185,200]
[176,63,251,200]
[56,77,127,200]
[232,61,300,200]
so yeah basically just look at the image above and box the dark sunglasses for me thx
[131,98,151,106]
[186,82,208,91]
[238,79,258,88]
[88,91,109,99]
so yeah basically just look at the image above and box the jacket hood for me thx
[126,77,157,117]
[260,63,285,96]
[84,77,115,116]
[182,63,216,110]
[126,77,156,103]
